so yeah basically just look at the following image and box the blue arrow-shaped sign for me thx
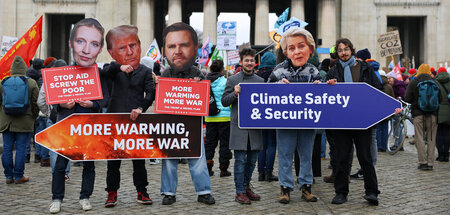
[238,83,401,129]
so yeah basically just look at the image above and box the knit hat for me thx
[402,74,408,81]
[386,71,397,79]
[400,67,405,73]
[417,64,431,75]
[378,70,386,76]
[430,67,435,72]
[258,52,276,69]
[437,67,447,74]
[53,59,68,68]
[408,68,416,75]
[356,48,371,61]
[10,56,28,76]
[43,57,57,67]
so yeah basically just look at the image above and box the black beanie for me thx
[356,48,371,61]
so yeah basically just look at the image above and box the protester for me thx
[204,59,232,177]
[376,70,395,152]
[386,71,407,151]
[256,52,278,182]
[405,64,440,170]
[158,22,215,205]
[37,59,71,180]
[49,18,108,214]
[101,25,155,207]
[0,56,39,184]
[267,27,320,204]
[326,38,386,206]
[435,67,450,162]
[222,48,263,204]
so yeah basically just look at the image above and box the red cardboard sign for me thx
[155,77,210,116]
[41,65,103,104]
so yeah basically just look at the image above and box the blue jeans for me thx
[2,132,31,180]
[234,150,258,194]
[34,116,51,159]
[392,115,404,148]
[50,151,70,175]
[160,143,211,196]
[277,129,315,189]
[376,120,389,151]
[258,129,276,173]
[321,131,327,158]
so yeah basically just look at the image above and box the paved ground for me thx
[1,135,449,215]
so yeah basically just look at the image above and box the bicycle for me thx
[387,99,413,155]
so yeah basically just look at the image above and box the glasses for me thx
[337,48,351,53]
[243,59,255,63]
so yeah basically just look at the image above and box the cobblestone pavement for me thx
[1,136,449,215]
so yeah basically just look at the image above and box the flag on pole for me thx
[276,17,308,36]
[388,60,395,70]
[0,16,42,80]
[199,36,212,65]
[394,63,403,80]
[206,48,227,67]
[145,38,162,62]
[274,8,290,29]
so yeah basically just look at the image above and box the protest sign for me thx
[41,65,103,104]
[378,30,403,58]
[227,50,240,66]
[217,21,236,50]
[1,36,18,57]
[35,113,202,161]
[238,83,401,129]
[155,77,210,116]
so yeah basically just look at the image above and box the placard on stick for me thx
[378,30,403,58]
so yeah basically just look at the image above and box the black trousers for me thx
[106,160,148,193]
[205,121,232,163]
[436,124,450,157]
[52,155,95,200]
[333,128,379,196]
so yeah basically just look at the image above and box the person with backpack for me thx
[0,55,39,184]
[405,64,442,170]
[435,67,450,162]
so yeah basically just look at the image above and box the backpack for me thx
[208,86,220,116]
[1,76,30,115]
[417,79,440,112]
[441,84,450,103]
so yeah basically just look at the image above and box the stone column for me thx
[203,0,217,44]
[425,15,437,66]
[254,0,269,45]
[318,0,336,50]
[291,0,305,20]
[132,0,155,57]
[168,0,182,25]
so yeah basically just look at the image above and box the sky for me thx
[189,12,278,45]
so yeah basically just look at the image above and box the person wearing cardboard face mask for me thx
[101,25,155,207]
[49,18,108,214]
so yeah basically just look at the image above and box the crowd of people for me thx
[0,18,449,214]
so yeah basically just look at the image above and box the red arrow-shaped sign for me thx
[35,113,202,161]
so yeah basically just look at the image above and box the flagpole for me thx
[256,42,275,56]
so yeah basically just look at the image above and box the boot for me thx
[258,172,265,181]
[265,171,278,182]
[219,161,231,177]
[301,184,318,202]
[206,160,214,176]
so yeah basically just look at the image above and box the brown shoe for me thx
[235,193,251,204]
[6,179,14,184]
[15,177,29,184]
[301,184,318,202]
[206,160,214,176]
[40,158,50,167]
[323,175,334,183]
[245,186,260,201]
[279,187,290,204]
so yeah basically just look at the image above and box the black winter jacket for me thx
[326,60,383,91]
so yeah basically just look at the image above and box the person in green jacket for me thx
[0,56,39,184]
[435,67,450,162]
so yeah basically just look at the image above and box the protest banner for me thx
[155,77,210,116]
[35,113,202,161]
[378,30,403,58]
[217,21,236,50]
[0,16,42,80]
[41,65,103,104]
[227,50,240,66]
[1,36,18,57]
[238,83,401,129]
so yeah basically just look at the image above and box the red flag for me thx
[393,64,402,81]
[0,16,43,80]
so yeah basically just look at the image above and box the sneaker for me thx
[14,176,29,184]
[245,186,260,201]
[148,159,160,165]
[162,195,176,205]
[331,194,347,204]
[49,200,61,214]
[426,165,433,170]
[279,187,290,204]
[64,175,70,182]
[137,192,153,205]
[197,194,215,204]
[235,193,251,204]
[418,164,428,170]
[350,169,364,180]
[79,198,92,211]
[105,191,117,208]
[301,184,318,202]
[363,193,379,206]
[323,175,335,183]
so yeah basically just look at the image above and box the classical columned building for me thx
[0,0,448,68]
